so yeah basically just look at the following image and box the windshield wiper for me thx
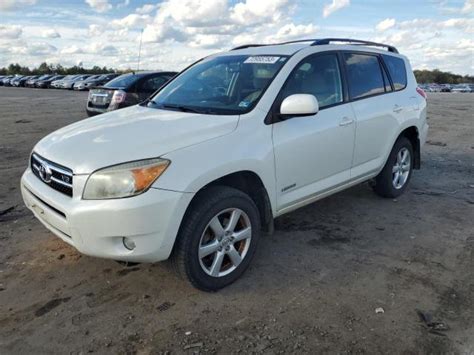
[160,103,203,114]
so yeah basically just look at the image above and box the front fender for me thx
[153,122,277,214]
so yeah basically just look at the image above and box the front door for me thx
[272,53,356,211]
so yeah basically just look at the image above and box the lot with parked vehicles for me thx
[0,88,473,353]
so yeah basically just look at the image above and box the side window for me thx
[383,55,407,91]
[281,54,343,109]
[343,53,385,100]
[141,76,168,92]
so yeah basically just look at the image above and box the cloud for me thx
[267,23,319,43]
[42,29,61,38]
[112,14,151,28]
[61,45,84,55]
[85,0,112,13]
[30,42,57,55]
[323,0,350,18]
[88,24,104,37]
[0,25,22,39]
[157,0,229,27]
[376,18,396,32]
[461,0,473,14]
[136,4,157,15]
[231,0,290,26]
[0,0,36,11]
[189,34,227,49]
[117,0,130,9]
[142,23,188,43]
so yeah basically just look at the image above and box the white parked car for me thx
[21,38,428,291]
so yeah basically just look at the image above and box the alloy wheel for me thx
[198,208,252,277]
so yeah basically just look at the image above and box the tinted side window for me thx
[141,76,168,92]
[281,54,343,109]
[344,53,385,100]
[383,55,407,90]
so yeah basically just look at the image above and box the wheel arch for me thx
[398,126,420,169]
[181,170,274,236]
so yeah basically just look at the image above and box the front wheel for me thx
[170,186,261,291]
[372,136,413,198]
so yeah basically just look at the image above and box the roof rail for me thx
[311,38,399,53]
[230,38,399,53]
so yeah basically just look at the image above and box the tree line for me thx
[0,62,117,76]
[1,62,473,84]
[414,69,473,84]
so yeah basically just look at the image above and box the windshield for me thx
[104,73,137,88]
[149,55,288,115]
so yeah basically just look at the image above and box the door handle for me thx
[339,117,354,126]
[393,104,403,113]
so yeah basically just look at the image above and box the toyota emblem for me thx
[39,162,52,183]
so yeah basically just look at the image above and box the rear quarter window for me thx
[383,55,407,91]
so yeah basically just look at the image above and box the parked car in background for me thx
[86,71,176,116]
[17,75,38,87]
[2,75,17,86]
[10,75,25,87]
[26,75,52,88]
[74,73,120,91]
[35,75,65,88]
[451,84,473,93]
[51,75,73,88]
[23,38,428,291]
[52,75,80,89]
[440,84,452,92]
[0,76,13,86]
[61,75,92,89]
[73,75,103,91]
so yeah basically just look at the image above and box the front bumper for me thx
[21,168,193,263]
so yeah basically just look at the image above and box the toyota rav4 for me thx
[21,38,428,291]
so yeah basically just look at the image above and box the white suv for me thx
[21,38,428,291]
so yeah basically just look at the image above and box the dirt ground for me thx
[0,87,473,354]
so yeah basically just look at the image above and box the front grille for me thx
[31,153,73,197]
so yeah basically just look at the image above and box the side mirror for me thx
[280,94,319,118]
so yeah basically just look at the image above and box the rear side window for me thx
[281,54,343,109]
[141,76,168,92]
[383,55,407,90]
[343,53,385,100]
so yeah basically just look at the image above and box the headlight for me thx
[83,158,170,200]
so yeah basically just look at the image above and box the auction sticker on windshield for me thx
[244,56,281,64]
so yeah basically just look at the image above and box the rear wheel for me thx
[372,136,413,198]
[171,186,261,291]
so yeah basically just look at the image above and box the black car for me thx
[86,71,176,116]
[35,75,65,88]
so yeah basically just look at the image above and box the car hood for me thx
[34,105,239,174]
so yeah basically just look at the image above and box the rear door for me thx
[342,52,400,179]
[272,52,356,210]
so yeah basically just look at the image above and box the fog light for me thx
[123,237,136,251]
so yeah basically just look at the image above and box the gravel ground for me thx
[0,88,473,354]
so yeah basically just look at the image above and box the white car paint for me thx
[21,42,428,263]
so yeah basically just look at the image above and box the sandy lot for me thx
[0,88,473,354]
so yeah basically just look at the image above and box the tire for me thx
[372,136,414,198]
[170,186,261,291]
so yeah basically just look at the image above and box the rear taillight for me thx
[416,87,427,99]
[111,90,127,104]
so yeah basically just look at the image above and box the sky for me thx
[0,0,473,74]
